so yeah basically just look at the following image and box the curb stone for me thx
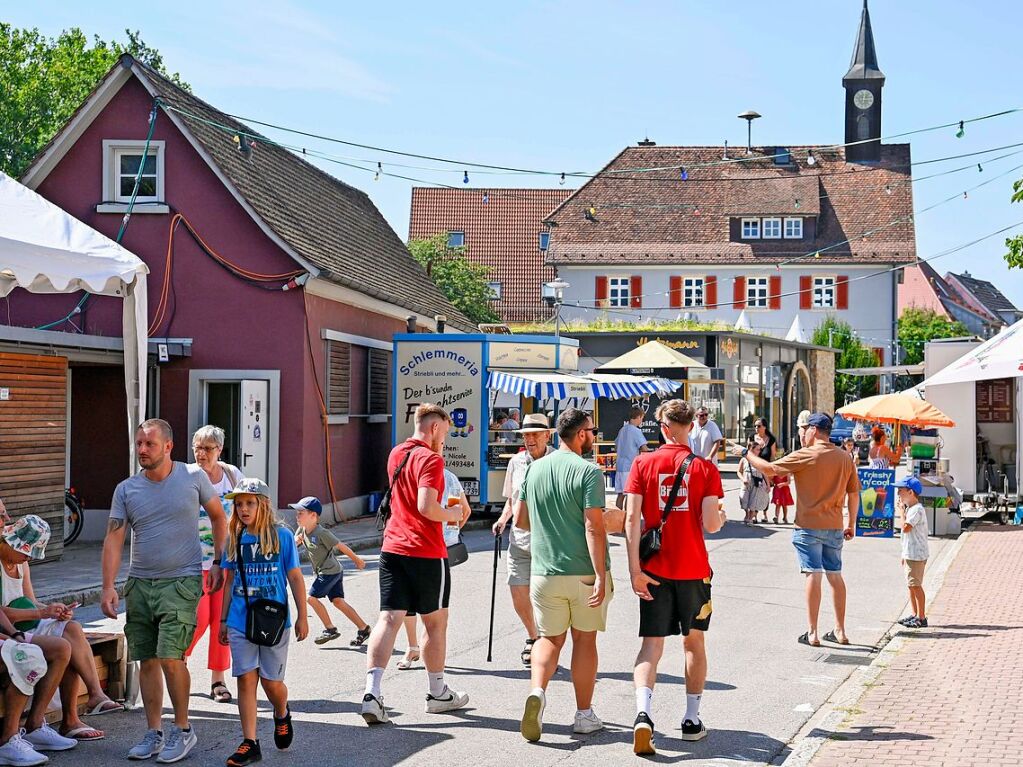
[773,529,972,767]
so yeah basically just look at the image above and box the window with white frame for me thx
[813,276,837,308]
[746,277,769,308]
[608,276,631,308]
[487,282,503,301]
[762,218,782,239]
[102,140,165,204]
[447,230,465,248]
[784,217,803,239]
[741,218,760,239]
[683,277,704,308]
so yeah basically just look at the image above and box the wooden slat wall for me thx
[368,349,390,415]
[0,353,68,561]
[327,341,351,415]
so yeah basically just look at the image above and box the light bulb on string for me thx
[814,251,821,259]
[794,198,801,210]
[559,172,566,186]
[963,191,968,199]
[806,150,816,166]
[679,167,688,181]
[978,163,983,172]
[374,162,381,181]
[693,205,700,216]
[885,184,892,195]
[955,120,965,139]
[482,191,489,204]
[463,170,469,184]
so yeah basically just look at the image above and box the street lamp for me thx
[546,279,570,340]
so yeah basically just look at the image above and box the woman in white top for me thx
[185,425,243,703]
[868,427,898,469]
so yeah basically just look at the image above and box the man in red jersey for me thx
[360,403,468,725]
[624,399,727,755]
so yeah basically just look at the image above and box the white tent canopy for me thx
[785,314,808,344]
[0,173,149,466]
[920,318,1023,387]
[734,309,751,331]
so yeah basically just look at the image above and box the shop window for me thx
[608,276,631,308]
[762,218,782,239]
[367,348,391,416]
[326,341,351,415]
[784,217,803,239]
[683,277,704,308]
[746,277,769,308]
[741,218,760,239]
[447,230,465,248]
[813,276,836,309]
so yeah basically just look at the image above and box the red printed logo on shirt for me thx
[658,474,689,511]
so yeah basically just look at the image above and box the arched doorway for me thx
[784,362,813,452]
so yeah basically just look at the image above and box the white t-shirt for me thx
[689,420,723,463]
[902,502,929,561]
[198,463,241,570]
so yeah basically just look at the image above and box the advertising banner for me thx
[396,341,483,498]
[855,467,895,537]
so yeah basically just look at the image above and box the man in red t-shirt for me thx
[624,399,726,755]
[361,403,468,726]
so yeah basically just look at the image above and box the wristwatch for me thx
[211,558,222,567]
[11,631,25,641]
[741,448,749,457]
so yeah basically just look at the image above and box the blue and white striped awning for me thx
[486,370,679,400]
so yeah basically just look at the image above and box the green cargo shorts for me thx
[123,575,202,661]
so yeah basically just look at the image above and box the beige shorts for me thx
[530,574,614,636]
[904,559,926,588]
[507,540,531,587]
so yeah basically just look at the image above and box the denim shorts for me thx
[792,529,845,573]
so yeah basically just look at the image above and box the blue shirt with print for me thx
[223,526,300,634]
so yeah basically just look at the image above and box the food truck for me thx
[392,333,676,507]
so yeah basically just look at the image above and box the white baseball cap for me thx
[1,639,47,695]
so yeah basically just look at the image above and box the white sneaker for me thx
[361,693,389,725]
[22,725,75,753]
[155,726,197,764]
[520,690,545,742]
[425,686,469,714]
[127,729,164,760]
[573,709,604,735]
[0,733,48,766]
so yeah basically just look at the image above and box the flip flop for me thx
[822,630,851,646]
[83,700,124,717]
[62,726,105,741]
[797,632,821,647]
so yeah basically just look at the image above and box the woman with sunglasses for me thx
[750,419,778,523]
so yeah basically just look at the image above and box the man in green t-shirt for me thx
[513,408,611,742]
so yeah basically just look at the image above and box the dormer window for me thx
[774,147,792,165]
[784,217,803,239]
[741,218,760,239]
[762,218,782,239]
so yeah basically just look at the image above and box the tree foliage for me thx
[0,25,187,178]
[408,234,500,326]
[1007,178,1023,268]
[812,316,879,405]
[897,307,968,365]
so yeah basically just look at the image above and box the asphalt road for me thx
[57,479,949,766]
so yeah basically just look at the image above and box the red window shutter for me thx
[595,275,608,307]
[733,277,746,309]
[799,275,812,310]
[705,275,717,308]
[631,275,643,308]
[837,275,849,309]
[769,275,782,310]
[872,347,885,365]
[669,276,682,309]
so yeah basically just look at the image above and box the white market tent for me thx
[785,314,809,344]
[919,319,1023,387]
[0,173,149,466]
[734,309,751,331]
[486,370,680,400]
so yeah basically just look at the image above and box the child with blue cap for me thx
[893,476,929,628]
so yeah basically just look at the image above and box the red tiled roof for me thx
[546,144,916,266]
[409,188,573,323]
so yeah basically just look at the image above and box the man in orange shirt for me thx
[729,413,860,648]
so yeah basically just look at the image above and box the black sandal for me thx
[520,638,537,667]
[211,681,232,703]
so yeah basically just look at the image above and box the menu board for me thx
[976,378,1013,423]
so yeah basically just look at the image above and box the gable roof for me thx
[947,271,1022,320]
[22,55,472,331]
[545,143,915,267]
[409,187,572,323]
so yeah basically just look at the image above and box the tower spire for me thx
[844,0,885,82]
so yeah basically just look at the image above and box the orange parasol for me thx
[837,393,955,428]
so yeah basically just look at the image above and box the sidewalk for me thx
[804,524,1023,767]
[31,514,494,606]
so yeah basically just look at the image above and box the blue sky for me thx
[10,0,1023,306]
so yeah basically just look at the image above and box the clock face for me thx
[853,89,875,110]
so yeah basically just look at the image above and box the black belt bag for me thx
[236,539,288,647]
[447,535,469,567]
[639,454,696,564]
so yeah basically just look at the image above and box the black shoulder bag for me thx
[639,453,697,564]
[376,446,416,531]
[236,536,289,647]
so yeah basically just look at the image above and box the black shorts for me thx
[379,552,450,615]
[638,572,713,637]
[308,572,344,600]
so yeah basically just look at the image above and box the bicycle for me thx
[64,487,85,546]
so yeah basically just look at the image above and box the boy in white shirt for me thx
[894,476,929,628]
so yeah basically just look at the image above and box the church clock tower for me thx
[843,0,885,162]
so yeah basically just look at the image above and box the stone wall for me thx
[810,349,836,415]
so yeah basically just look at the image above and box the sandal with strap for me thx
[397,646,420,670]
[520,638,537,667]
[211,681,233,703]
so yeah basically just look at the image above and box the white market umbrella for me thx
[0,173,149,469]
[920,318,1023,387]
[785,314,809,343]
[734,309,751,331]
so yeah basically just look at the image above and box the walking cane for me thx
[487,528,502,662]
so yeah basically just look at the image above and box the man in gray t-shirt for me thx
[102,419,227,763]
